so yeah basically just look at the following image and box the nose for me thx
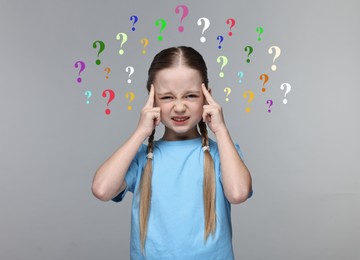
[174,100,186,113]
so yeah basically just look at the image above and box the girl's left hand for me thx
[202,84,227,134]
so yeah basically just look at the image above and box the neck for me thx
[162,128,200,141]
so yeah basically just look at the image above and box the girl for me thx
[92,46,252,259]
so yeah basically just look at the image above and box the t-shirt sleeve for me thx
[112,144,147,202]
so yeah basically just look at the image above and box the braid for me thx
[199,121,209,147]
[198,121,216,240]
[139,129,155,252]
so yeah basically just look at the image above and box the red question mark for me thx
[102,89,115,115]
[226,18,235,36]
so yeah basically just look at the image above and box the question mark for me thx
[217,35,224,49]
[256,27,264,41]
[217,55,228,78]
[102,89,115,115]
[266,99,273,113]
[140,38,149,54]
[224,88,232,102]
[238,71,244,83]
[268,46,281,71]
[197,17,210,43]
[243,90,255,112]
[175,5,189,32]
[226,18,236,36]
[104,67,111,79]
[116,33,128,55]
[155,19,167,41]
[280,83,291,104]
[74,61,85,83]
[125,66,134,84]
[92,40,105,65]
[125,91,135,110]
[244,46,253,63]
[130,15,138,31]
[259,73,269,92]
[84,91,92,104]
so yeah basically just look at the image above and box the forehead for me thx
[154,66,202,93]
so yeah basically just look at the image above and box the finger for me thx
[202,84,216,105]
[152,108,161,126]
[202,105,212,123]
[145,84,155,108]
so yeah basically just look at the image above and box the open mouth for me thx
[172,116,190,122]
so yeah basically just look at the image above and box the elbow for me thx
[227,186,252,204]
[92,183,112,202]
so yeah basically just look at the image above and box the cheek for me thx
[158,103,170,115]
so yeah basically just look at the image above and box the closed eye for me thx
[185,94,199,99]
[160,96,173,100]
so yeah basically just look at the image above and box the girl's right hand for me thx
[136,84,161,138]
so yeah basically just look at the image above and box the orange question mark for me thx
[104,67,111,79]
[259,74,269,92]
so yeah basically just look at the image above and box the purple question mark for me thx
[74,61,85,83]
[266,99,273,113]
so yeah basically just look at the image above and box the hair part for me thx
[146,46,209,91]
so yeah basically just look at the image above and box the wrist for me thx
[214,125,229,139]
[133,128,151,142]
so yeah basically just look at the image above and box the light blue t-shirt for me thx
[113,137,246,260]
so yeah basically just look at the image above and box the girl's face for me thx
[153,65,205,141]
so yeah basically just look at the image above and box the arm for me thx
[202,84,252,204]
[92,85,160,201]
[215,128,252,204]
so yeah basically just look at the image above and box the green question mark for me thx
[155,19,167,41]
[92,40,105,65]
[244,46,253,63]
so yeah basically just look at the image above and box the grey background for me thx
[1,0,359,259]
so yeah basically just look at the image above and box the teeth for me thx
[173,117,188,122]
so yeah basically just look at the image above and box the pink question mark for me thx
[74,61,85,83]
[175,5,189,32]
[102,89,115,115]
[226,18,235,36]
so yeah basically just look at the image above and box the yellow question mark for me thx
[125,91,135,110]
[243,90,255,112]
[140,38,149,54]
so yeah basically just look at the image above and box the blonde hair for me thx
[139,46,216,251]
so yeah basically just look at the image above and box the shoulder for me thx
[208,138,244,160]
[132,143,148,163]
[208,138,219,151]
